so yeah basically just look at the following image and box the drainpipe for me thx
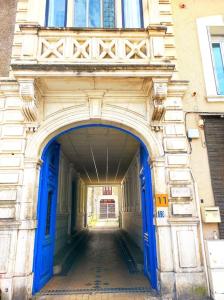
[190,171,211,297]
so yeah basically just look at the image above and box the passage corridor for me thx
[36,229,160,300]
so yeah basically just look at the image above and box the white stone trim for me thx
[197,15,224,100]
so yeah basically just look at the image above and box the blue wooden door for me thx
[33,142,60,293]
[140,144,157,289]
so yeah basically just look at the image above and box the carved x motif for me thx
[98,40,117,59]
[124,39,148,59]
[73,39,91,59]
[40,38,65,59]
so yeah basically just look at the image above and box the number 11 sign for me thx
[155,194,169,224]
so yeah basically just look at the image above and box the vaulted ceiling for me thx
[57,126,139,184]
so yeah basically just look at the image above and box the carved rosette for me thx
[152,81,168,121]
[19,80,38,122]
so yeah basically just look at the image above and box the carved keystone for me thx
[19,80,38,122]
[152,81,168,121]
[87,91,105,118]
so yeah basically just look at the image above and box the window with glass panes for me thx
[212,37,224,95]
[46,0,143,28]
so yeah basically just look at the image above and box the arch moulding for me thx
[25,106,164,160]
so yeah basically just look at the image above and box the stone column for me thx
[12,157,42,299]
[150,156,175,295]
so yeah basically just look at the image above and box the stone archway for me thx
[23,110,162,292]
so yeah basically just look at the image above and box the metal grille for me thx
[39,286,153,295]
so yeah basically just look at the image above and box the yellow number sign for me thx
[155,194,168,207]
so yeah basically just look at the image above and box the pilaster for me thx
[150,80,207,298]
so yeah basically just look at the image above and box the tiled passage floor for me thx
[35,229,160,299]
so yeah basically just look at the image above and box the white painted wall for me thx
[54,150,86,256]
[121,150,143,250]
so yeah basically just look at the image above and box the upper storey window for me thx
[197,16,224,100]
[122,0,142,28]
[46,0,143,28]
[47,0,67,27]
[212,38,224,95]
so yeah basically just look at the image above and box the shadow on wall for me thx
[0,0,17,77]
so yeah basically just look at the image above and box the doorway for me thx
[32,124,157,294]
[99,199,116,219]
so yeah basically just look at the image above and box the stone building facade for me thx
[0,0,224,299]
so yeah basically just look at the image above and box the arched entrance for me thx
[32,123,158,294]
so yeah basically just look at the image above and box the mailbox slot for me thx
[201,206,221,223]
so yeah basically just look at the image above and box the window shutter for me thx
[204,117,224,238]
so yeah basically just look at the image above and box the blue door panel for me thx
[140,144,157,289]
[33,142,60,293]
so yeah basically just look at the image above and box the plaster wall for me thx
[172,0,224,239]
[75,181,87,231]
[53,148,87,256]
[0,0,17,77]
[121,151,143,250]
[54,151,71,255]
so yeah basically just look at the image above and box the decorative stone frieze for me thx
[19,80,39,123]
[151,80,168,121]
